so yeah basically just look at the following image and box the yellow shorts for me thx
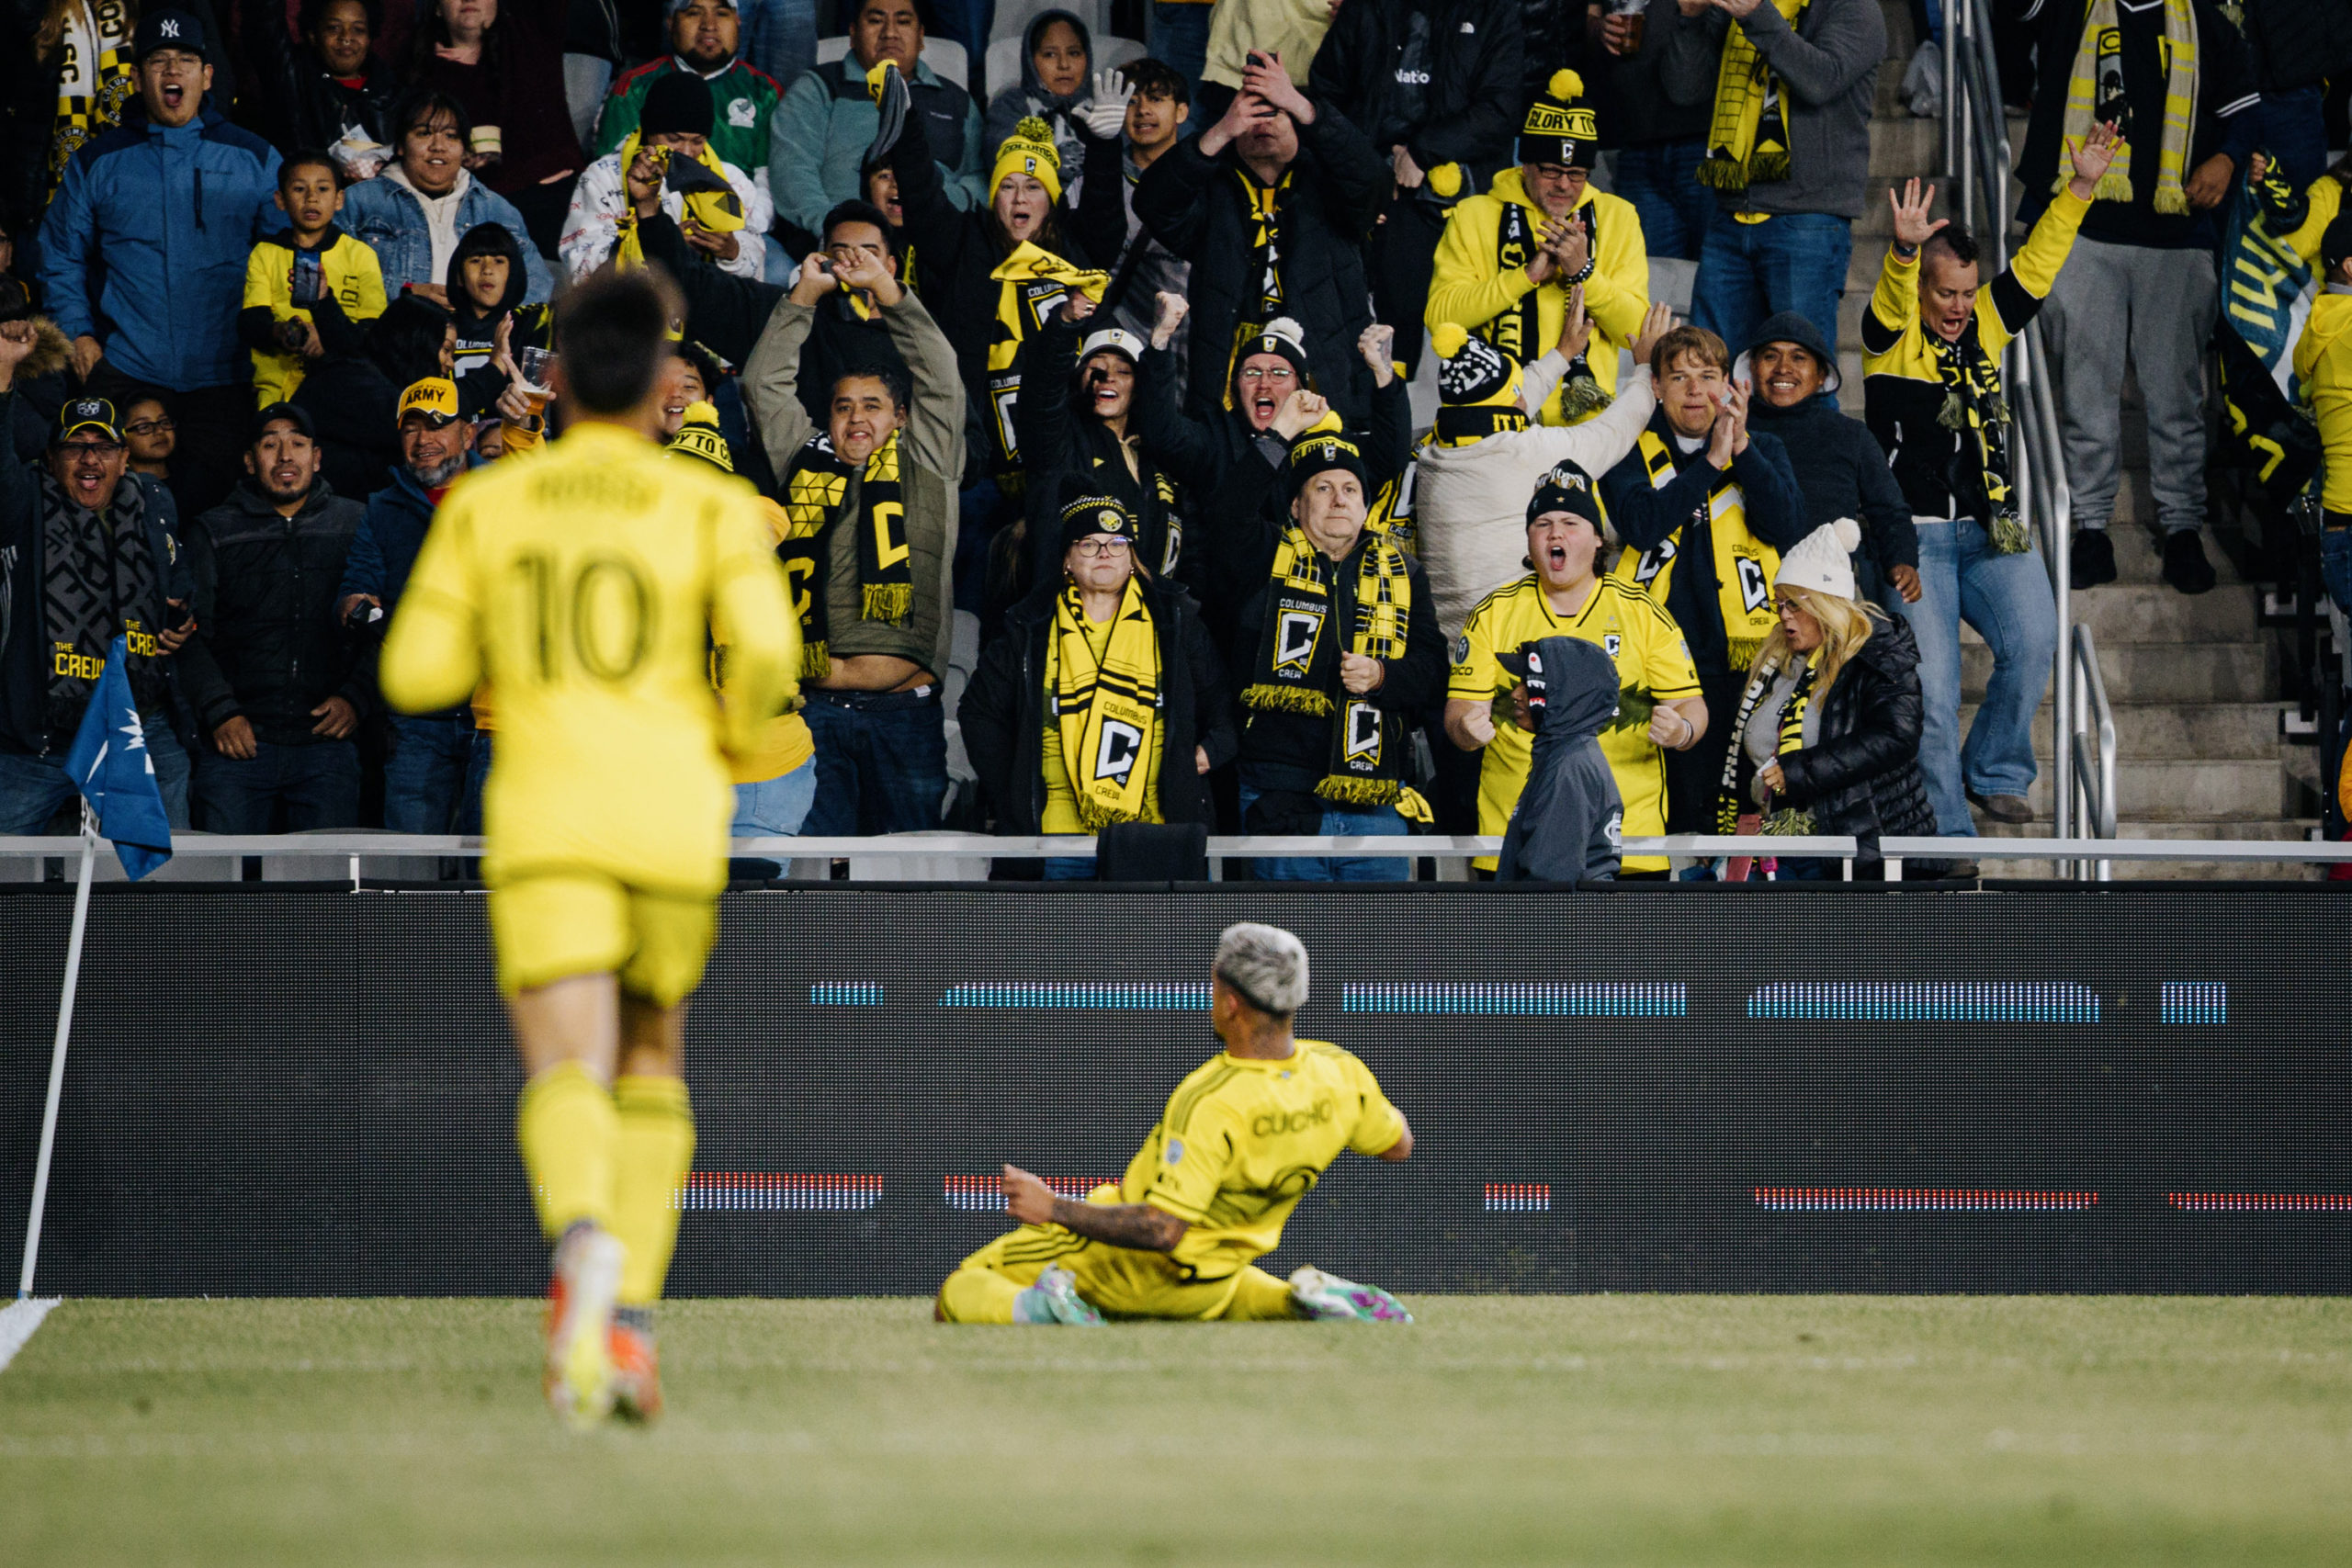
[486,874,717,1007]
[944,1186,1289,1322]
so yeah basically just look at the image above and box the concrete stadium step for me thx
[2015,757,2317,823]
[1971,700,2295,761]
[1953,583,2259,646]
[1972,818,2326,880]
[1961,638,2274,704]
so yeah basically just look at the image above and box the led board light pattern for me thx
[2169,1194,2352,1213]
[1344,982,1686,1016]
[1747,982,2101,1022]
[938,982,1210,1009]
[1484,1183,1553,1213]
[677,1174,883,1211]
[809,983,883,1006]
[942,1175,1116,1212]
[2161,983,2227,1024]
[1756,1188,2098,1212]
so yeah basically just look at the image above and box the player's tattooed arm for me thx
[1002,1164,1188,1252]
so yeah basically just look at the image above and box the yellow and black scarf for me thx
[1047,578,1162,828]
[1713,650,1820,835]
[1488,198,1609,420]
[982,241,1108,473]
[48,0,136,199]
[2057,0,2195,213]
[1238,167,1293,328]
[1931,334,2029,553]
[1241,527,1422,807]
[1698,0,1809,197]
[781,429,910,667]
[1612,430,1782,667]
[608,133,745,273]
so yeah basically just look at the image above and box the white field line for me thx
[0,1298,59,1372]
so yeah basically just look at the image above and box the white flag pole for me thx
[18,799,98,1299]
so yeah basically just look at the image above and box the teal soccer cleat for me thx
[1011,1265,1105,1325]
[1287,1265,1413,1323]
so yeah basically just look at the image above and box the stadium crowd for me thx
[0,0,2346,876]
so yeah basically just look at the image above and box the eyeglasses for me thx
[60,440,124,457]
[1072,537,1132,557]
[125,418,175,436]
[1237,366,1297,383]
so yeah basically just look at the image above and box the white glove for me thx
[1079,70,1133,139]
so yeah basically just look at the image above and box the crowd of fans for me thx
[0,0,2346,879]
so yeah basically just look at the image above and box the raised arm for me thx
[1732,0,1884,105]
[741,292,823,489]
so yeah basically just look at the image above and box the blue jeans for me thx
[1151,4,1212,104]
[1237,776,1412,882]
[2321,523,2352,617]
[0,720,190,833]
[740,0,819,90]
[733,756,817,837]
[384,711,478,834]
[1691,209,1852,364]
[1897,517,2056,837]
[193,738,360,832]
[802,689,946,835]
[1611,140,1713,264]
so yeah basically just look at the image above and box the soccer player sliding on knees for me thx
[379,271,798,1427]
[937,923,1415,1325]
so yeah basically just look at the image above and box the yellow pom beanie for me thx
[990,116,1063,204]
[1520,68,1600,169]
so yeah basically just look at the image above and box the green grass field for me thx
[3,1295,2348,1564]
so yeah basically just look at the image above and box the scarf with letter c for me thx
[983,242,1109,472]
[782,428,911,653]
[2056,0,2196,214]
[1049,578,1162,828]
[1612,430,1782,668]
[1698,0,1809,197]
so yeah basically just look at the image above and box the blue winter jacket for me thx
[38,104,282,392]
[340,172,555,305]
[338,463,444,615]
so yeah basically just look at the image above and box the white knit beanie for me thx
[1774,519,1861,602]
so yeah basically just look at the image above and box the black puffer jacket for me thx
[177,479,372,747]
[1132,95,1389,427]
[1307,0,1522,180]
[1762,612,1936,844]
[961,569,1237,833]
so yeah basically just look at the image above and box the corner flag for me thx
[62,634,173,880]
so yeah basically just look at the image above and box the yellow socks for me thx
[936,1266,1023,1324]
[611,1075,695,1306]
[516,1061,619,1238]
[1222,1266,1302,1321]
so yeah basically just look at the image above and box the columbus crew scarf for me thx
[781,428,911,660]
[1713,650,1820,836]
[608,133,745,273]
[1488,199,1609,420]
[2057,0,2196,214]
[1048,578,1162,828]
[1612,430,1783,666]
[983,242,1109,472]
[41,473,164,744]
[1238,167,1293,326]
[1240,528,1424,809]
[1930,334,2030,554]
[49,0,137,198]
[1698,0,1810,197]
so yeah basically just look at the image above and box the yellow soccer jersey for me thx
[1122,1040,1407,1282]
[1450,573,1701,872]
[380,421,797,896]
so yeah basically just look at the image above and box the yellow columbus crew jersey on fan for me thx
[380,422,795,999]
[950,1042,1406,1320]
[1450,573,1700,872]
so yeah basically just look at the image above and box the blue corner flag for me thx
[62,634,173,880]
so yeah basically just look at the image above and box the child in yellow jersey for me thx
[2297,216,2352,611]
[1447,462,1706,875]
[379,272,796,1428]
[937,924,1416,1325]
[240,152,386,407]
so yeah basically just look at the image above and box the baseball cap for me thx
[1078,327,1146,368]
[55,397,121,446]
[133,7,207,62]
[250,400,315,444]
[396,378,460,428]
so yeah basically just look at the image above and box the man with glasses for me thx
[0,325,198,830]
[38,8,284,521]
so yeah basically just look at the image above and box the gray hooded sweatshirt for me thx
[1498,635,1624,884]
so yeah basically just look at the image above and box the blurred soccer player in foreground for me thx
[379,269,797,1426]
[938,923,1417,1325]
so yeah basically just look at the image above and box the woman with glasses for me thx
[960,492,1235,877]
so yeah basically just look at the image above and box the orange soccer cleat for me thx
[607,1314,663,1424]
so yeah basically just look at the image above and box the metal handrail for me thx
[2069,625,2120,882]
